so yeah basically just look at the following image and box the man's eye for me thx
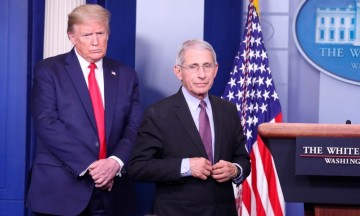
[188,65,198,69]
[203,64,211,69]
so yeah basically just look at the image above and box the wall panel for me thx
[0,0,29,215]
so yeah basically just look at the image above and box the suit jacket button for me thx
[95,141,99,147]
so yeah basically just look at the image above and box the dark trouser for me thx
[79,188,108,216]
[34,188,108,216]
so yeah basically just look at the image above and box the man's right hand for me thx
[189,157,212,180]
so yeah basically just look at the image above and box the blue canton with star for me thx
[221,5,282,153]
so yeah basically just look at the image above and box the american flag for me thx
[221,1,285,216]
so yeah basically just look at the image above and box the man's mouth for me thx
[91,49,101,53]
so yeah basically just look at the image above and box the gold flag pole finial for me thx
[253,0,260,16]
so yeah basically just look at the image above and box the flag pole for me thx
[236,1,255,215]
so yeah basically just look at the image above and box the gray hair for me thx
[175,39,218,66]
[67,4,110,34]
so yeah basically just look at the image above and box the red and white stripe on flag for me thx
[241,114,284,216]
[221,0,285,215]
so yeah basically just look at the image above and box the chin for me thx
[90,54,105,60]
[196,88,210,94]
[195,92,207,98]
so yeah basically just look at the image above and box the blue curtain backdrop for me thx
[0,0,40,215]
[204,0,242,96]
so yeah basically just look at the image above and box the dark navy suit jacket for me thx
[26,48,142,215]
[129,89,251,216]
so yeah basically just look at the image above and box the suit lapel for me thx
[210,95,223,163]
[103,59,118,142]
[173,90,209,158]
[64,49,97,131]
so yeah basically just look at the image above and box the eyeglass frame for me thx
[177,63,218,73]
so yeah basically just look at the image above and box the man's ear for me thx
[68,32,76,46]
[173,66,183,81]
[213,64,219,78]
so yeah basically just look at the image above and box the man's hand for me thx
[211,160,238,183]
[103,179,114,191]
[88,158,120,190]
[189,157,212,180]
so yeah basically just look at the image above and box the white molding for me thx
[43,0,85,58]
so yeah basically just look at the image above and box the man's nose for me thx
[91,34,99,46]
[197,66,206,78]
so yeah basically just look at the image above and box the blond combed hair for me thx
[67,4,110,34]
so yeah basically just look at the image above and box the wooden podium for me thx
[258,123,360,216]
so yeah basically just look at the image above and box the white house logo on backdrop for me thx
[294,0,360,85]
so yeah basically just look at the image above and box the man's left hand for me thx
[88,158,120,189]
[211,160,238,183]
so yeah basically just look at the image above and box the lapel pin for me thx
[111,71,116,76]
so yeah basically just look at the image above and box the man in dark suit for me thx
[129,39,251,216]
[26,4,142,215]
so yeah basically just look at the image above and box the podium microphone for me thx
[346,120,351,124]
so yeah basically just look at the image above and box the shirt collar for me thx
[74,47,103,72]
[181,86,210,112]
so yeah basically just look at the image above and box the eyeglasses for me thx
[178,63,217,73]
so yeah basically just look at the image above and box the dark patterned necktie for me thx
[199,100,213,163]
[88,63,106,159]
